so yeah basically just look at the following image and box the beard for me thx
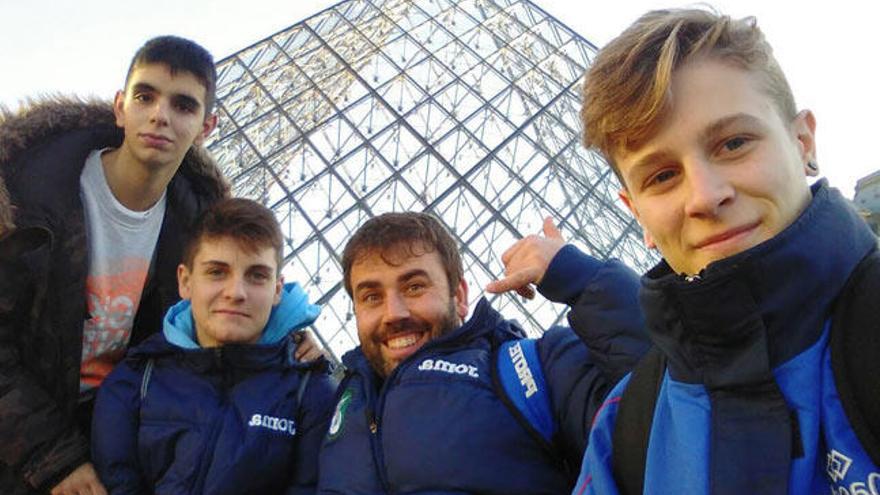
[364,299,460,378]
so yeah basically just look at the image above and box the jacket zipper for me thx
[366,378,392,493]
[190,347,228,493]
[358,338,472,493]
[365,359,416,494]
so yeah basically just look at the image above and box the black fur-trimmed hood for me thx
[0,96,229,233]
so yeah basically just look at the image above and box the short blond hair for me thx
[581,8,796,182]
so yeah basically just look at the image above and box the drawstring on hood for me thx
[163,282,320,349]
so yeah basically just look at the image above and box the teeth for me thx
[387,334,419,349]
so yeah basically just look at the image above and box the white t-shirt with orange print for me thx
[79,149,166,392]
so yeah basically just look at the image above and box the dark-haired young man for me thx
[92,198,335,495]
[316,212,647,494]
[0,36,228,494]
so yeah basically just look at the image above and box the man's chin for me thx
[377,349,418,378]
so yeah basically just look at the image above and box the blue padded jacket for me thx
[92,283,336,495]
[574,181,880,495]
[318,254,648,495]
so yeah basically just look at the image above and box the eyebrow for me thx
[130,82,157,95]
[200,260,229,269]
[698,113,764,143]
[200,260,274,272]
[353,268,430,294]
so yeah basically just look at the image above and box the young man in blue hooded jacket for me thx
[501,7,880,495]
[92,198,336,495]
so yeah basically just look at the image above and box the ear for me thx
[193,113,218,146]
[273,275,284,306]
[113,90,126,128]
[792,110,818,176]
[619,189,656,249]
[454,277,469,321]
[177,264,192,300]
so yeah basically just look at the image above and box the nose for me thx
[383,292,410,322]
[683,159,735,218]
[222,275,247,301]
[150,99,170,125]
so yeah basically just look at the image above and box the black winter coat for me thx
[0,98,228,493]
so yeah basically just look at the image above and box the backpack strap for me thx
[831,248,880,466]
[296,369,312,405]
[140,358,155,401]
[494,338,556,447]
[612,346,666,495]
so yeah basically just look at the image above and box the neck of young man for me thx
[100,146,182,211]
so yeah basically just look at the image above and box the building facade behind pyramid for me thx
[205,0,657,360]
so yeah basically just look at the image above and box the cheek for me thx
[189,293,211,319]
[637,206,676,241]
[355,313,372,342]
[356,313,382,343]
[179,120,204,141]
[191,285,222,308]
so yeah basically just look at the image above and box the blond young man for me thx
[525,8,880,495]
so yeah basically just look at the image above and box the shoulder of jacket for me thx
[1,97,118,233]
[173,145,230,204]
[0,96,116,166]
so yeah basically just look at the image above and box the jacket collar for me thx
[127,283,321,370]
[641,181,877,384]
[161,282,320,349]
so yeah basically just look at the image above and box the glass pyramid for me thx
[206,0,657,361]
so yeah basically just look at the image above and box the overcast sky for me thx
[2,0,877,195]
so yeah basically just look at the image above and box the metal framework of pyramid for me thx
[206,0,657,361]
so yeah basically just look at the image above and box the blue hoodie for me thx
[92,283,337,495]
[162,282,321,348]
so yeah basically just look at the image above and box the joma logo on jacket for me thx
[417,358,479,377]
[248,414,297,436]
[507,341,538,398]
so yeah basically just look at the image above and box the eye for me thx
[405,283,426,295]
[643,168,679,191]
[174,100,197,113]
[722,136,749,152]
[653,170,677,184]
[205,268,225,278]
[248,271,271,283]
[133,93,153,103]
[360,292,381,306]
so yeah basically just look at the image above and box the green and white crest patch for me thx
[327,388,353,441]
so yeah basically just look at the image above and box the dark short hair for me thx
[125,35,218,115]
[183,198,283,272]
[342,212,463,296]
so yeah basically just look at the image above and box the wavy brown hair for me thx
[342,212,463,297]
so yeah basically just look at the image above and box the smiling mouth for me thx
[693,221,761,250]
[386,333,422,350]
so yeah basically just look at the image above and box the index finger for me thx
[542,216,563,240]
[485,269,538,294]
